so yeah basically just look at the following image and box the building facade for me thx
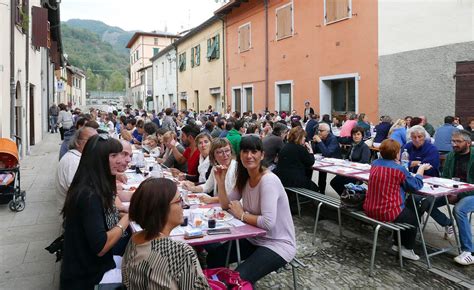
[216,0,379,120]
[0,0,63,156]
[378,0,474,126]
[151,45,177,112]
[126,32,179,109]
[175,16,225,113]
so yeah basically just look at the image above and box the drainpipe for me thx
[25,2,30,152]
[220,17,226,114]
[10,0,16,139]
[264,0,269,112]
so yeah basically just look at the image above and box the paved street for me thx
[0,133,472,289]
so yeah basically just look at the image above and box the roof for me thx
[126,31,181,48]
[172,15,221,48]
[150,44,176,62]
[137,65,152,73]
[66,65,85,77]
[214,0,248,15]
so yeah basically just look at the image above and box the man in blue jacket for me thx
[312,123,342,194]
[434,116,458,154]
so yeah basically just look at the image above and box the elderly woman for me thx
[363,139,432,261]
[183,138,237,204]
[275,126,318,192]
[60,135,129,289]
[207,136,296,284]
[122,178,210,289]
[403,125,440,176]
[330,126,371,195]
[404,125,453,236]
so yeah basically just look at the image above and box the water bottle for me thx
[150,164,162,178]
[401,149,410,170]
[137,151,145,168]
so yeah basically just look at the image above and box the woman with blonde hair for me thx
[389,119,407,146]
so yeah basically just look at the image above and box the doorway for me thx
[320,73,359,117]
[275,81,292,113]
[232,87,242,112]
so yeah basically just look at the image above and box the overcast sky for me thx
[61,0,226,33]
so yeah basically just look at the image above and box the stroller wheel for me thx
[8,200,25,212]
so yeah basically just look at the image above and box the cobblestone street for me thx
[0,134,472,289]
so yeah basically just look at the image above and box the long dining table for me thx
[312,157,474,268]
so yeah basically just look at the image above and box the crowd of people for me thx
[53,101,474,289]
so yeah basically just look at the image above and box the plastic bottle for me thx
[401,149,410,170]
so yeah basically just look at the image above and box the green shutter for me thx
[196,45,200,66]
[215,34,220,59]
[191,47,195,67]
[153,48,160,56]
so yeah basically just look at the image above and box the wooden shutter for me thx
[207,38,212,59]
[15,0,21,25]
[239,24,250,51]
[191,47,195,67]
[326,0,349,23]
[196,45,200,66]
[277,4,292,39]
[455,62,474,123]
[32,6,48,47]
[215,34,220,59]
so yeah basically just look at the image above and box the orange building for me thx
[216,0,379,120]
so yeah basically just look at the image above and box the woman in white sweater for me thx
[183,138,236,204]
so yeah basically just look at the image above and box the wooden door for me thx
[455,61,474,124]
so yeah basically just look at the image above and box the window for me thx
[233,88,242,112]
[154,38,158,45]
[244,87,253,112]
[276,3,293,40]
[178,52,186,72]
[238,23,251,52]
[331,78,355,113]
[276,83,292,113]
[325,0,351,24]
[153,48,160,56]
[15,0,21,26]
[207,34,220,61]
[191,45,200,67]
[161,62,165,77]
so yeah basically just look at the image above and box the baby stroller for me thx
[0,138,26,212]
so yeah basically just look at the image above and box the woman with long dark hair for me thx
[60,135,130,289]
[207,136,296,284]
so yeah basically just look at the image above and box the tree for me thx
[107,71,125,91]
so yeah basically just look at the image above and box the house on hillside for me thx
[126,31,180,110]
[150,45,177,112]
[216,0,474,125]
[0,0,64,156]
[174,16,225,113]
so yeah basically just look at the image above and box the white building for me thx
[0,0,63,156]
[151,45,177,112]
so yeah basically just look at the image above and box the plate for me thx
[203,208,234,222]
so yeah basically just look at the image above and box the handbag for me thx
[204,268,253,290]
[340,183,367,211]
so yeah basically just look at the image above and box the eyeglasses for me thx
[451,139,466,144]
[215,148,232,156]
[170,196,183,205]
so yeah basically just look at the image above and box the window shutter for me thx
[32,6,48,47]
[215,34,220,59]
[191,47,195,67]
[196,45,200,66]
[238,27,242,51]
[326,0,349,23]
[15,0,21,25]
[277,5,292,39]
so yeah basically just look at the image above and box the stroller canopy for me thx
[0,138,19,168]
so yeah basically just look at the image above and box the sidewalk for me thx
[0,133,472,289]
[0,133,62,290]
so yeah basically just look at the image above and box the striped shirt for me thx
[122,237,210,290]
[363,159,423,222]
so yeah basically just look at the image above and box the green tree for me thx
[107,71,125,91]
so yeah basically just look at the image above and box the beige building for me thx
[126,31,179,109]
[55,65,86,108]
[176,16,225,112]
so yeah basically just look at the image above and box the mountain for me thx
[61,20,130,92]
[64,19,135,55]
